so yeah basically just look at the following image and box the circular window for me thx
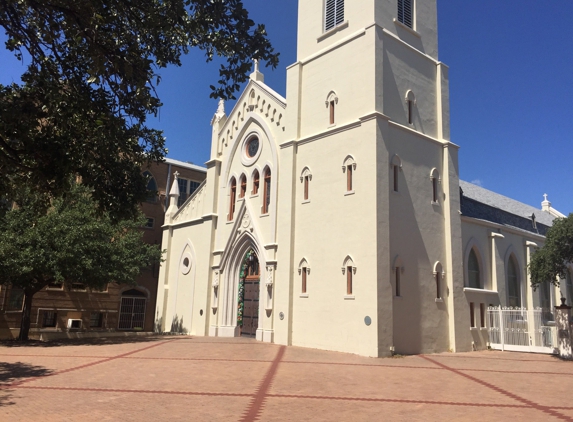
[180,252,192,275]
[246,137,259,158]
[183,257,190,267]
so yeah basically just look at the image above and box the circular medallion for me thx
[279,312,285,321]
[246,137,259,158]
[364,316,372,326]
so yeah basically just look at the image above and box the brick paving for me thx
[0,336,571,421]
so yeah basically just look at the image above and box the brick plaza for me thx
[0,336,571,421]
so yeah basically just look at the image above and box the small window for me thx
[92,283,108,293]
[47,281,64,290]
[6,288,24,311]
[302,267,307,294]
[346,165,353,191]
[90,312,103,328]
[252,170,260,195]
[398,0,414,29]
[395,267,401,297]
[393,165,399,192]
[143,171,158,203]
[408,100,413,124]
[229,177,237,221]
[189,181,201,195]
[145,217,154,228]
[262,168,271,214]
[329,101,335,125]
[325,0,344,32]
[470,302,475,328]
[304,176,309,201]
[239,175,247,199]
[480,303,486,328]
[71,282,86,291]
[177,178,189,207]
[42,311,57,328]
[432,178,438,202]
[346,266,353,295]
[435,271,441,299]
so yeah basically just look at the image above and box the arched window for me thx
[298,259,310,295]
[300,167,312,202]
[507,255,521,307]
[342,155,356,193]
[239,174,247,198]
[405,90,416,125]
[434,262,443,300]
[252,170,260,195]
[228,177,237,221]
[468,249,481,289]
[325,91,338,126]
[143,171,157,203]
[342,256,356,297]
[262,168,271,214]
[430,168,440,204]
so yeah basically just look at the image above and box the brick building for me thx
[0,158,206,339]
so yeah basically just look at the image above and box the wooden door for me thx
[241,261,260,336]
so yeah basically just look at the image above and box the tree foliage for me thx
[0,183,163,340]
[529,214,573,289]
[0,0,279,219]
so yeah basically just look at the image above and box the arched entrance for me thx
[238,249,260,337]
[118,289,147,330]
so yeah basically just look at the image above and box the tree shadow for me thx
[0,361,54,407]
[0,335,167,348]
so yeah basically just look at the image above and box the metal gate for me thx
[487,306,557,354]
[241,277,259,336]
[118,297,147,330]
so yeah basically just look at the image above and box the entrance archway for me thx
[238,249,260,337]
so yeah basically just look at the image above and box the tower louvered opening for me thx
[398,0,413,29]
[325,0,344,31]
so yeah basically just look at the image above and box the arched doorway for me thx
[238,249,260,337]
[118,289,147,330]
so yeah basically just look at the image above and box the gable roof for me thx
[459,180,556,235]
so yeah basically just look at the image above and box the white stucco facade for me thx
[155,0,564,357]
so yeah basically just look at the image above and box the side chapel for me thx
[155,0,566,356]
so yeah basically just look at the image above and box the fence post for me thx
[554,298,572,359]
[498,306,505,351]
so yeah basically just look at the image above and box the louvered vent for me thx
[325,0,345,32]
[398,0,413,29]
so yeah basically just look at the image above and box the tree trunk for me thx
[18,291,34,341]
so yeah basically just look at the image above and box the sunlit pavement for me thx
[0,336,571,421]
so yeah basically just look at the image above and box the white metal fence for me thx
[487,306,558,354]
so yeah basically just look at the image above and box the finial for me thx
[254,58,260,73]
[543,193,548,202]
[250,58,264,83]
[174,171,180,180]
[216,98,225,115]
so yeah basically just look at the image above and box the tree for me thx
[0,0,279,219]
[0,184,163,340]
[529,214,573,290]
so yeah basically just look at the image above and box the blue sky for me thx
[1,1,571,214]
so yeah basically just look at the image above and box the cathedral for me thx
[155,0,566,357]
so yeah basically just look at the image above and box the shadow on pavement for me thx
[0,361,54,407]
[0,335,175,348]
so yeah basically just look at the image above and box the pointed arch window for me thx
[298,259,310,296]
[228,177,237,221]
[434,262,443,300]
[252,170,260,195]
[239,174,247,199]
[325,0,344,32]
[393,256,404,297]
[391,155,402,193]
[342,155,356,194]
[300,167,312,202]
[143,171,157,203]
[262,168,271,214]
[507,255,521,307]
[430,168,440,204]
[468,249,481,289]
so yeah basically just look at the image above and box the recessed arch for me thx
[464,238,485,289]
[298,257,311,275]
[504,246,523,308]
